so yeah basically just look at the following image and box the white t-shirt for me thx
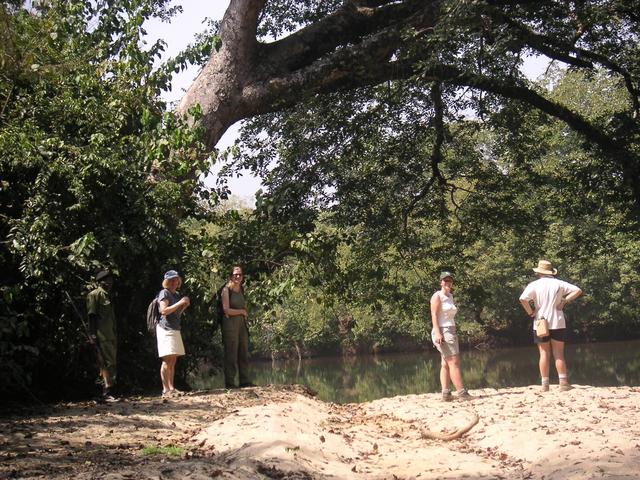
[435,292,458,327]
[519,276,580,330]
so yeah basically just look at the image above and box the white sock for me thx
[559,374,568,384]
[541,377,550,385]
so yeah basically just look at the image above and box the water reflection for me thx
[190,340,640,403]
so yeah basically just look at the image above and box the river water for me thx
[191,339,640,403]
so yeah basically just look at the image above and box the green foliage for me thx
[0,1,210,400]
[2,1,640,402]
[140,445,185,457]
[217,66,640,356]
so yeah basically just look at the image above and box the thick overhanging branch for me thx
[177,0,442,149]
[421,64,640,202]
[241,30,408,116]
[485,5,640,117]
[244,0,447,114]
[176,0,639,207]
[259,0,436,75]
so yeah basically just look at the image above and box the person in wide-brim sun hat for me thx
[519,260,582,392]
[532,260,557,276]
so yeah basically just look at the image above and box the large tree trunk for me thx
[175,0,438,149]
[176,0,264,149]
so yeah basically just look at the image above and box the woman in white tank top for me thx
[430,271,471,401]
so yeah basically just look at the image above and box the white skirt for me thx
[156,325,185,358]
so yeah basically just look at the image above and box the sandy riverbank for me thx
[1,384,638,479]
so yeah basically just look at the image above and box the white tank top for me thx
[436,292,457,327]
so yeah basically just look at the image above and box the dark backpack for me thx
[212,284,244,329]
[146,289,167,336]
[212,285,226,329]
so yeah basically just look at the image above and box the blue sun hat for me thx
[163,270,180,280]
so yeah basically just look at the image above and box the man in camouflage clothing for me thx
[86,270,118,401]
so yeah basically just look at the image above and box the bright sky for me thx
[144,1,261,202]
[144,1,551,202]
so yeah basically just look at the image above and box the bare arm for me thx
[519,298,535,317]
[430,292,443,344]
[159,296,190,316]
[557,288,583,310]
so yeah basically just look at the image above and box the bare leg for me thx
[445,354,465,392]
[550,339,569,387]
[550,339,567,375]
[537,342,552,379]
[160,355,177,393]
[440,357,450,392]
[100,369,113,390]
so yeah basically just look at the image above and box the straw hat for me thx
[533,260,557,276]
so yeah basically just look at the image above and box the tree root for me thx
[420,413,479,441]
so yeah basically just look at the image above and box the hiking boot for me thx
[442,391,453,402]
[541,383,550,392]
[101,391,118,403]
[457,389,472,400]
[170,388,185,396]
[559,384,574,391]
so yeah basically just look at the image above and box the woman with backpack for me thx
[157,270,190,397]
[221,266,254,389]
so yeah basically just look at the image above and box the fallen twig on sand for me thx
[420,413,479,441]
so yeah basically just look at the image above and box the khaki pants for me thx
[96,334,117,383]
[222,316,251,387]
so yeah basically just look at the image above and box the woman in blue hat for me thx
[157,270,191,397]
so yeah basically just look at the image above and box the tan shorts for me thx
[156,325,185,358]
[432,326,459,358]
